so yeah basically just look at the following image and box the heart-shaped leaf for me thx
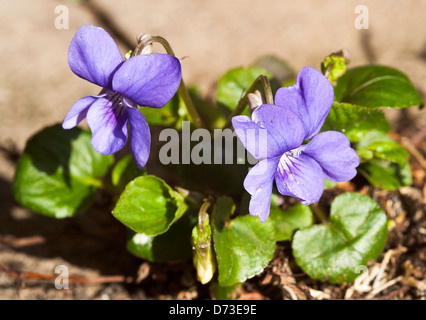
[13,124,113,218]
[334,65,423,108]
[113,175,187,236]
[292,193,388,283]
[212,197,276,287]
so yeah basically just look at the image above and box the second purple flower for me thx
[232,67,360,222]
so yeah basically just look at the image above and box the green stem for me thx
[223,75,273,129]
[177,80,206,129]
[309,204,329,225]
[80,177,117,193]
[134,36,206,129]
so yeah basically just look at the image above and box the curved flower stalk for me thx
[63,25,182,169]
[232,67,360,222]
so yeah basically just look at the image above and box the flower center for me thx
[277,146,306,181]
[103,90,136,110]
[109,92,125,108]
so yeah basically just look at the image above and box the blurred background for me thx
[0,0,425,299]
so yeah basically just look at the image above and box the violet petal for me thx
[303,131,360,182]
[275,153,324,205]
[68,25,124,89]
[275,67,334,140]
[244,157,280,222]
[86,95,128,155]
[112,53,181,108]
[62,95,97,129]
[126,106,151,170]
[232,115,271,159]
[252,104,306,154]
[232,104,305,159]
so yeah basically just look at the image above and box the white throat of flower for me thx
[277,145,306,181]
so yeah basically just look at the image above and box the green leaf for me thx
[292,193,388,283]
[216,66,272,114]
[356,129,395,148]
[212,197,276,287]
[355,130,411,189]
[357,130,409,167]
[356,148,374,161]
[362,141,409,167]
[213,196,235,231]
[334,65,424,108]
[13,124,113,218]
[126,214,195,263]
[113,175,187,236]
[111,155,145,191]
[324,179,338,189]
[321,102,391,142]
[359,159,412,190]
[140,93,186,128]
[267,204,313,241]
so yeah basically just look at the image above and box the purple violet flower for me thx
[232,67,360,222]
[63,25,182,169]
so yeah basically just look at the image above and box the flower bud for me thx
[191,211,216,284]
[321,50,350,84]
[248,90,265,114]
[136,33,153,55]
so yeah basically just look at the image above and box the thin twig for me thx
[309,204,329,225]
[0,264,133,285]
[0,235,46,248]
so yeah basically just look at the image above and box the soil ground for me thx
[0,0,425,300]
